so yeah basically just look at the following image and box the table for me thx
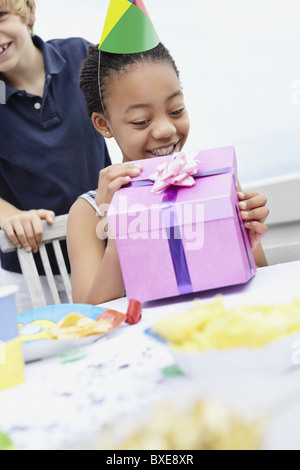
[1,260,300,450]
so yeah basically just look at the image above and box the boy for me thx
[0,0,111,312]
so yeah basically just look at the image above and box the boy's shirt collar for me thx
[0,35,66,100]
[33,35,66,76]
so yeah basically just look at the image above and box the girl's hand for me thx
[238,191,269,250]
[1,209,55,253]
[94,163,143,216]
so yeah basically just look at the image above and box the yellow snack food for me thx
[152,296,300,350]
[98,400,263,450]
[46,313,113,340]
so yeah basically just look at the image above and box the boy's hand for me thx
[238,191,269,250]
[1,209,55,253]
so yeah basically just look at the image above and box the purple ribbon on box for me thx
[126,166,239,296]
[161,187,193,295]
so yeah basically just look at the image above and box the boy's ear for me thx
[28,8,36,29]
[92,112,113,138]
[26,7,35,36]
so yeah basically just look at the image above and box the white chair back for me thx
[0,214,72,309]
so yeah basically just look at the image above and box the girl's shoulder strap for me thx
[78,191,101,216]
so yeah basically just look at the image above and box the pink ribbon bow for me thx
[149,151,200,194]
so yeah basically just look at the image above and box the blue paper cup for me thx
[0,286,25,390]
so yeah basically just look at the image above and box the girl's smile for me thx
[93,61,190,163]
[146,140,181,157]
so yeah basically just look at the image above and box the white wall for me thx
[34,0,300,186]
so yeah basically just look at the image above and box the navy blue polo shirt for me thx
[0,35,111,274]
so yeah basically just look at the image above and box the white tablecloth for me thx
[1,261,300,450]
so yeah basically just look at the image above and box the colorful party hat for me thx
[99,0,160,54]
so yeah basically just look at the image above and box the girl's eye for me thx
[0,12,7,19]
[170,107,185,116]
[130,120,150,127]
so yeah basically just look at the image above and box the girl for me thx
[67,43,269,305]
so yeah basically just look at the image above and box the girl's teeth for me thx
[151,145,174,156]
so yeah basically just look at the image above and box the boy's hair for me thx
[0,0,36,33]
[79,43,180,118]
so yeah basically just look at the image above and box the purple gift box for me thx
[107,146,256,302]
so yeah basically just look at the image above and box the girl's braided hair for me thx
[79,43,180,118]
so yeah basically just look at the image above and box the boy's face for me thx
[96,61,190,163]
[0,8,33,74]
